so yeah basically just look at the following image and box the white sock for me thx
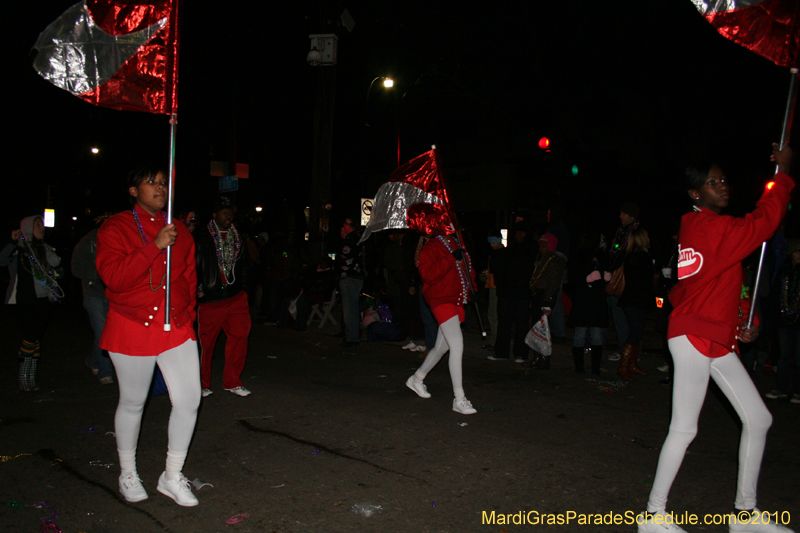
[454,387,466,400]
[118,449,137,476]
[165,449,187,481]
[413,370,426,382]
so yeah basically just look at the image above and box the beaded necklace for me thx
[530,255,557,288]
[209,220,241,287]
[436,235,471,304]
[132,208,167,291]
[18,235,64,300]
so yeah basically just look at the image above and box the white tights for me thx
[415,315,465,398]
[646,335,772,512]
[110,339,201,478]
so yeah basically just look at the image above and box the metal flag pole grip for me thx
[164,113,177,332]
[747,68,798,329]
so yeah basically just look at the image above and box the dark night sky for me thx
[5,1,796,243]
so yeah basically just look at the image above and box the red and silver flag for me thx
[691,0,800,67]
[359,149,457,244]
[32,0,180,114]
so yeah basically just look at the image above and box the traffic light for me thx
[538,137,550,150]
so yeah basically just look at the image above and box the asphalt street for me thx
[1,302,798,533]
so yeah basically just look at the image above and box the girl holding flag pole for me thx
[97,166,202,507]
[405,229,479,414]
[363,148,485,413]
[636,144,795,533]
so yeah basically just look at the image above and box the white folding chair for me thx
[307,289,338,328]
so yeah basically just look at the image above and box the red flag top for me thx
[692,0,800,68]
[33,0,180,114]
[359,150,457,244]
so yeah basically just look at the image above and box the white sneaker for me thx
[119,472,148,503]
[765,390,788,399]
[453,397,477,415]
[402,341,417,350]
[201,388,213,397]
[637,511,689,533]
[728,509,796,533]
[157,472,199,507]
[406,376,431,398]
[657,364,670,373]
[412,345,427,352]
[224,386,251,397]
[608,352,621,361]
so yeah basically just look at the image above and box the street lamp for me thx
[365,76,393,126]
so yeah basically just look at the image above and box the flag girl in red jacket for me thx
[97,166,201,507]
[405,233,478,414]
[637,145,795,533]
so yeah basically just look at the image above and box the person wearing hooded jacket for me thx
[528,232,568,368]
[1,215,63,391]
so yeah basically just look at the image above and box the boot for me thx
[628,344,648,376]
[590,345,603,375]
[616,344,634,381]
[29,357,40,391]
[534,354,550,370]
[18,355,33,392]
[572,347,585,373]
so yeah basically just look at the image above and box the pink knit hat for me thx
[539,232,558,253]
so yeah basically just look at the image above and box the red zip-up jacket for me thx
[668,172,794,355]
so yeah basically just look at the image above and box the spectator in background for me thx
[491,220,537,363]
[72,224,114,385]
[483,230,506,352]
[606,201,640,362]
[529,232,568,369]
[195,197,252,398]
[615,227,654,381]
[338,217,366,347]
[765,238,800,403]
[1,215,64,392]
[546,205,570,340]
[569,231,609,374]
[174,207,198,234]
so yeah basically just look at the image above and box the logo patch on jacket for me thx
[677,246,703,279]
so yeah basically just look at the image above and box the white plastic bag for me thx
[288,289,303,319]
[525,315,552,356]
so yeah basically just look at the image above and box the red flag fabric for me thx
[692,0,800,68]
[33,0,180,114]
[359,150,457,243]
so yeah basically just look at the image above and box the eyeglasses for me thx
[144,177,168,188]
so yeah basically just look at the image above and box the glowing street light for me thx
[255,206,263,212]
[383,78,394,88]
